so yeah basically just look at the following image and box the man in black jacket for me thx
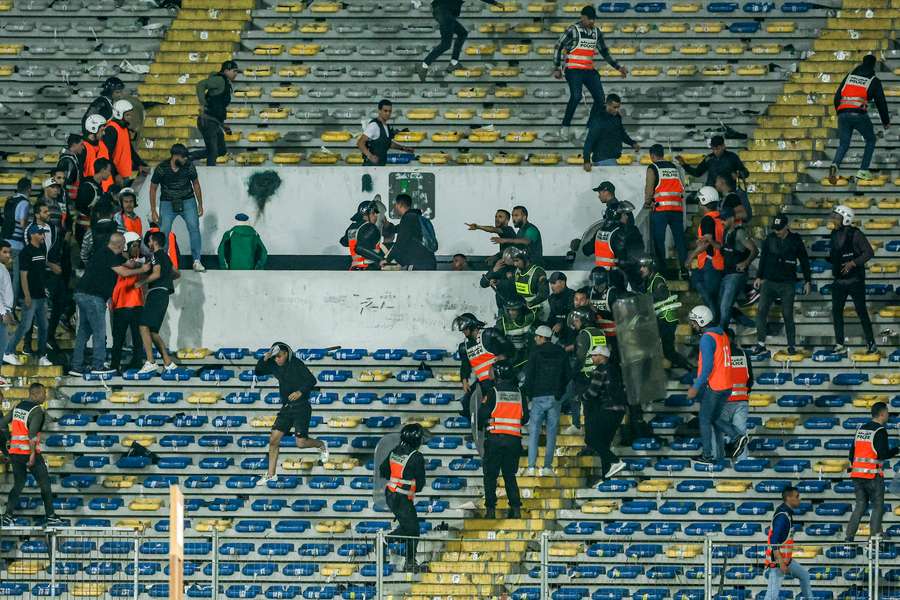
[580,344,627,480]
[845,402,898,541]
[548,272,575,338]
[255,342,328,483]
[753,214,811,355]
[416,0,501,81]
[522,325,571,476]
[676,135,749,187]
[829,54,891,183]
[383,194,436,270]
[583,94,639,170]
[829,205,876,354]
[192,61,239,166]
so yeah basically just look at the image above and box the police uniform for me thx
[496,310,536,371]
[478,380,527,516]
[845,419,898,540]
[379,445,425,565]
[348,221,383,270]
[646,272,690,371]
[592,222,645,290]
[2,400,57,519]
[458,327,513,418]
[648,160,687,276]
[513,263,550,321]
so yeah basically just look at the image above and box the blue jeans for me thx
[832,111,876,170]
[527,395,561,469]
[160,197,202,262]
[72,292,109,371]
[561,380,580,428]
[6,298,47,356]
[765,560,812,600]
[698,385,731,459]
[563,68,605,126]
[716,400,749,461]
[691,263,724,321]
[650,211,687,274]
[592,159,618,166]
[719,272,754,330]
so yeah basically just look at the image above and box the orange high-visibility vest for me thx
[764,508,794,568]
[107,120,134,179]
[111,273,144,310]
[148,226,180,270]
[651,161,685,212]
[386,450,418,499]
[697,211,725,271]
[729,353,749,402]
[120,213,143,236]
[348,230,380,270]
[487,390,523,437]
[697,331,732,392]
[466,330,497,383]
[594,227,618,268]
[850,424,884,479]
[9,401,41,456]
[837,73,873,112]
[590,290,617,338]
[83,139,113,192]
[564,25,598,70]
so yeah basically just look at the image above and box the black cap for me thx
[170,143,189,157]
[580,5,597,18]
[772,213,789,231]
[592,181,615,193]
[649,143,665,156]
[549,271,567,283]
[710,135,725,147]
[66,133,83,146]
[220,60,240,72]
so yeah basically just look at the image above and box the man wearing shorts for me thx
[136,231,179,374]
[255,342,329,483]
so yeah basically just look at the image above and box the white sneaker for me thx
[540,467,556,477]
[319,445,330,464]
[163,362,178,372]
[605,461,628,479]
[37,356,52,367]
[0,376,9,386]
[525,467,537,477]
[258,474,275,486]
[137,361,159,375]
[2,353,21,366]
[193,260,206,273]
[562,425,580,435]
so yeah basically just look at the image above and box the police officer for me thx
[356,99,414,166]
[845,402,897,541]
[347,201,384,270]
[478,363,527,519]
[496,296,537,373]
[764,486,811,600]
[644,143,687,278]
[510,247,550,322]
[455,313,513,418]
[829,205,876,354]
[588,267,626,344]
[584,201,644,290]
[82,76,125,130]
[379,423,426,573]
[1,383,63,526]
[567,306,606,445]
[637,253,691,373]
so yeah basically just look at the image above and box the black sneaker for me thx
[751,343,767,355]
[402,561,426,574]
[732,434,750,459]
[786,346,797,355]
[44,515,65,527]
[828,164,838,185]
[414,63,428,82]
[0,513,14,527]
[692,455,716,465]
[445,61,461,74]
[484,507,496,519]
[67,369,85,377]
[832,344,848,355]
[866,341,878,354]
[506,507,521,519]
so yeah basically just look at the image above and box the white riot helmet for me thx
[832,204,854,227]
[689,305,714,328]
[112,99,134,120]
[697,186,720,206]
[84,114,107,134]
[123,231,141,246]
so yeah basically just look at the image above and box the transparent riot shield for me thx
[612,294,667,410]
[470,384,485,458]
[373,433,402,511]
[573,219,605,270]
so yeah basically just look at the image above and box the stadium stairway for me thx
[136,0,254,164]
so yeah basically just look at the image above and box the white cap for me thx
[534,325,553,339]
[112,99,134,120]
[123,231,141,245]
[590,345,611,357]
[42,177,59,189]
[697,186,720,206]
[833,204,854,227]
[84,113,107,134]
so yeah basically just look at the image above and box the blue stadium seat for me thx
[734,458,769,473]
[413,349,446,361]
[138,414,169,427]
[71,392,106,404]
[725,522,762,536]
[625,544,662,558]
[160,434,195,448]
[786,438,822,451]
[700,501,734,515]
[621,500,656,515]
[226,392,260,405]
[566,522,600,535]
[75,455,110,468]
[677,480,713,493]
[779,394,813,407]
[373,348,408,360]
[686,522,722,536]
[59,413,91,426]
[660,501,695,515]
[597,479,637,492]
[382,392,416,405]
[158,456,192,469]
[275,520,311,533]
[291,499,326,512]
[604,522,640,535]
[62,474,96,488]
[645,522,681,536]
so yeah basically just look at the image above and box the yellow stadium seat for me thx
[631,66,660,76]
[767,21,796,33]
[493,154,523,165]
[659,22,688,33]
[290,44,320,56]
[514,23,542,33]
[480,108,510,119]
[309,152,340,164]
[224,131,242,143]
[737,65,767,76]
[715,480,751,493]
[792,546,821,559]
[845,197,871,209]
[821,176,850,186]
[466,43,497,56]
[116,519,150,531]
[122,434,156,446]
[668,65,698,77]
[610,45,638,55]
[773,350,806,362]
[815,459,848,473]
[490,66,520,77]
[0,44,24,55]
[871,373,900,385]
[432,131,463,142]
[406,416,438,429]
[103,475,135,489]
[644,44,674,55]
[407,108,437,120]
[765,417,799,430]
[637,479,671,492]
[529,153,560,165]
[248,131,281,142]
[419,153,450,165]
[273,152,302,164]
[269,85,300,98]
[110,392,143,404]
[45,455,66,468]
[621,23,651,34]
[853,394,888,408]
[879,306,900,318]
[479,22,509,33]
[857,175,889,186]
[41,153,59,165]
[752,43,781,54]
[869,262,898,274]
[227,107,252,119]
[703,65,733,76]
[274,1,302,11]
[672,2,700,11]
[445,108,475,120]
[563,2,590,11]
[864,218,896,230]
[458,87,488,98]
[582,499,616,514]
[0,65,15,76]
[490,1,520,11]
[177,347,210,359]
[496,87,526,98]
[536,45,555,55]
[394,131,425,143]
[8,153,36,164]
[321,131,352,142]
[252,415,277,428]
[528,2,555,11]
[438,371,464,380]
[187,392,220,404]
[667,545,702,559]
[300,22,329,33]
[260,108,290,119]
[234,88,262,98]
[469,129,500,142]
[195,519,231,532]
[680,44,709,55]
[278,66,310,77]
[311,1,341,11]
[749,393,774,407]
[345,153,363,164]
[316,520,349,534]
[357,369,392,382]
[549,543,581,557]
[716,44,744,55]
[876,198,900,209]
[129,498,162,511]
[452,66,484,78]
[264,22,294,33]
[693,22,724,32]
[501,44,530,55]
[253,44,284,56]
[550,22,569,33]
[328,416,361,428]
[321,564,356,577]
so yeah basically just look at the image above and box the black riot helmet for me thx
[493,362,516,383]
[590,266,610,290]
[503,295,527,319]
[567,306,596,331]
[453,313,485,332]
[400,423,425,449]
[101,76,125,94]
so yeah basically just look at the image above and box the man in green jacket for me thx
[218,213,268,270]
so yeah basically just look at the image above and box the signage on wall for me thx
[388,172,435,219]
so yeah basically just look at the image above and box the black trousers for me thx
[588,407,624,474]
[189,115,227,166]
[4,454,55,517]
[659,319,691,370]
[831,279,875,345]
[110,307,143,370]
[423,5,468,65]
[386,490,420,563]
[483,435,521,509]
[563,68,605,126]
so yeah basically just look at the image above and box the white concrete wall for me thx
[136,166,646,257]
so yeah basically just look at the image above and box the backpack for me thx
[418,215,438,253]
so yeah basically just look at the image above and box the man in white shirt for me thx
[355,100,414,166]
[0,241,15,385]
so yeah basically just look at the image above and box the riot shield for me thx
[373,433,402,512]
[470,384,485,458]
[612,294,667,410]
[573,219,605,270]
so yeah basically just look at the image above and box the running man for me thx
[256,342,329,483]
[416,0,501,81]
